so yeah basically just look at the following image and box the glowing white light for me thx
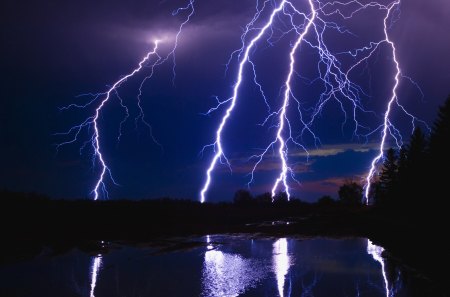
[202,249,267,297]
[89,255,102,297]
[57,0,196,200]
[363,0,428,203]
[367,240,390,297]
[271,0,316,200]
[201,0,425,202]
[206,235,214,250]
[273,238,291,297]
[200,0,288,203]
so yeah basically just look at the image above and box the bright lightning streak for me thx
[57,41,161,200]
[201,0,374,201]
[200,0,288,203]
[271,0,316,200]
[364,0,400,204]
[59,0,425,202]
[91,41,162,200]
[57,0,195,200]
[201,0,426,203]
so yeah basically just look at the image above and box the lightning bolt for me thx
[201,0,426,203]
[58,0,426,203]
[56,1,195,200]
[200,0,288,203]
[363,0,400,203]
[271,0,316,200]
[56,41,161,200]
[315,1,429,204]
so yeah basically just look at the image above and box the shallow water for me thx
[0,236,418,296]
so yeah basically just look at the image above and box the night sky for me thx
[1,0,449,202]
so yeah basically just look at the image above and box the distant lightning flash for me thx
[57,1,195,200]
[57,41,161,200]
[91,42,163,200]
[201,0,426,203]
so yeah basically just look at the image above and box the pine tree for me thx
[338,180,363,205]
[407,127,427,164]
[376,148,398,206]
[397,146,408,177]
[429,96,450,164]
[427,96,450,206]
[404,127,428,212]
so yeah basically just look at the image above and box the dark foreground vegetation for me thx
[1,96,449,295]
[1,191,447,295]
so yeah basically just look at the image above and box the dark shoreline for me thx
[1,195,448,296]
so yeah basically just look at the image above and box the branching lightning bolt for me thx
[200,1,288,203]
[271,0,316,200]
[363,0,401,203]
[201,0,427,203]
[57,0,427,203]
[57,1,195,200]
[57,41,161,200]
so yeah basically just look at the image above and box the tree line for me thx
[370,96,450,217]
[333,95,450,221]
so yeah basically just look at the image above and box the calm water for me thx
[0,236,412,297]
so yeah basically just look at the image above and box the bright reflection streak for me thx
[206,235,214,250]
[202,246,267,297]
[367,240,390,297]
[89,255,102,297]
[273,238,291,297]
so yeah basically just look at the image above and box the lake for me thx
[0,236,427,296]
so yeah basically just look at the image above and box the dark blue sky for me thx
[1,0,449,202]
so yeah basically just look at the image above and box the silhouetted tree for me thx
[317,195,335,206]
[273,192,288,204]
[338,180,363,205]
[406,127,428,208]
[429,95,450,159]
[393,145,409,207]
[255,192,272,204]
[397,146,408,179]
[407,127,428,164]
[428,96,450,188]
[376,148,398,206]
[426,96,450,220]
[233,189,253,205]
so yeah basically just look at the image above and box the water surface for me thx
[0,236,412,296]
